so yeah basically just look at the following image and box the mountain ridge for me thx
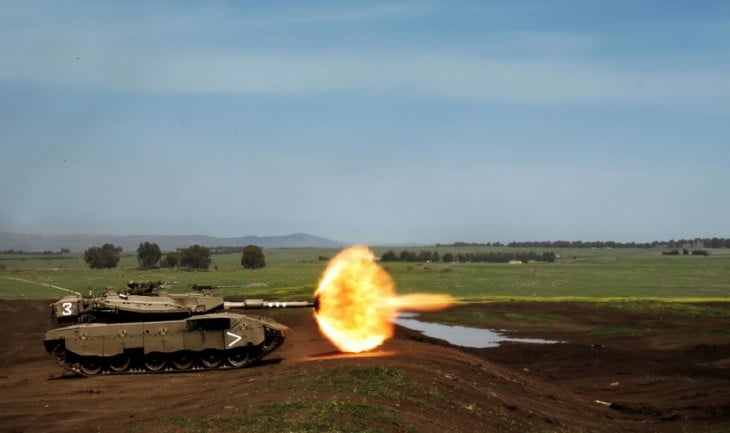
[0,231,343,252]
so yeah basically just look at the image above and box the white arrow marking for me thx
[226,331,242,347]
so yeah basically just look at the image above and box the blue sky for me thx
[1,0,728,245]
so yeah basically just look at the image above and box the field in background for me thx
[3,247,729,433]
[1,246,729,301]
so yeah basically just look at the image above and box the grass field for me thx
[1,246,729,302]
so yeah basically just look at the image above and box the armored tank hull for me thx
[43,312,289,376]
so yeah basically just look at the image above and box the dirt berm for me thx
[1,300,728,432]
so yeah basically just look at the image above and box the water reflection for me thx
[395,313,560,348]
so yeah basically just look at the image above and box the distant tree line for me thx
[2,248,70,255]
[381,250,441,263]
[80,242,211,271]
[662,249,710,256]
[439,237,730,249]
[380,249,556,263]
[161,244,212,270]
[208,246,246,255]
[82,241,269,271]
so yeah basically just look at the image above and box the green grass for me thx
[159,365,502,433]
[1,247,730,301]
[0,249,331,299]
[588,326,652,338]
[604,300,730,317]
[166,398,404,433]
[296,366,416,398]
[162,366,426,433]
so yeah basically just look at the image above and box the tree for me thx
[417,250,433,262]
[84,243,122,269]
[380,250,397,261]
[136,242,162,269]
[442,252,454,263]
[399,250,417,262]
[179,244,211,270]
[160,251,181,268]
[241,244,266,269]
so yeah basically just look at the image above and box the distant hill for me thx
[0,231,343,252]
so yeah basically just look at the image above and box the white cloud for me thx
[3,44,728,105]
[1,2,728,105]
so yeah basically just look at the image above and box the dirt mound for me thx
[0,300,728,433]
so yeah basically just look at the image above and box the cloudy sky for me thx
[1,0,728,245]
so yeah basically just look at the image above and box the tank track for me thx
[50,337,285,377]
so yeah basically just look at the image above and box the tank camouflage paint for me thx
[50,288,313,326]
[44,312,290,375]
[43,284,315,376]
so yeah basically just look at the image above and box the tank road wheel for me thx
[108,353,131,372]
[144,352,167,371]
[200,350,222,368]
[227,347,250,368]
[79,356,103,375]
[172,351,194,370]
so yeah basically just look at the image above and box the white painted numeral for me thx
[62,302,73,316]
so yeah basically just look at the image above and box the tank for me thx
[43,282,316,376]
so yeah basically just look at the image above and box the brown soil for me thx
[0,300,728,433]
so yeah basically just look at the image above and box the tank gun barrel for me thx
[223,299,315,310]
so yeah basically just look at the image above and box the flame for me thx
[314,246,454,353]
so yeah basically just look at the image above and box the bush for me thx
[179,245,211,270]
[84,243,122,269]
[137,242,162,269]
[160,251,181,268]
[380,250,397,261]
[241,245,266,269]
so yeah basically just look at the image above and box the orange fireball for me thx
[314,246,454,353]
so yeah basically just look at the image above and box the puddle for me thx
[395,313,560,348]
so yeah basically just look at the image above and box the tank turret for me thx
[49,283,315,326]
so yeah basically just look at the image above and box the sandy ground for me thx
[0,300,729,433]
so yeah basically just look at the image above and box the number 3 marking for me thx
[62,302,73,316]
